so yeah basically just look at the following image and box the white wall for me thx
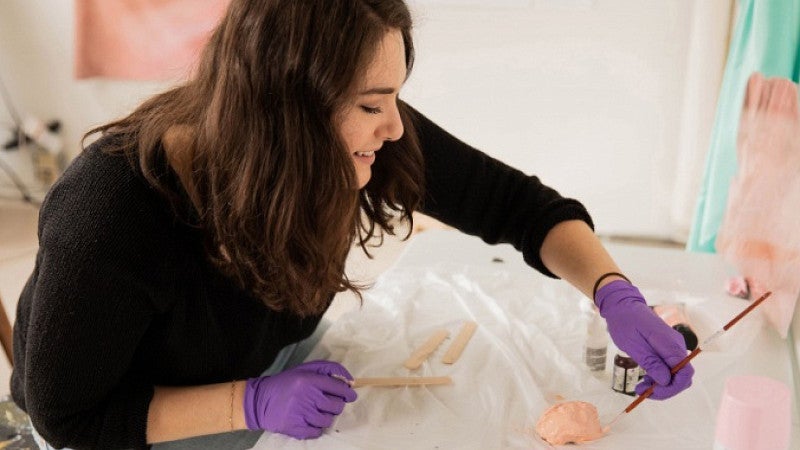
[403,0,731,240]
[1,0,731,240]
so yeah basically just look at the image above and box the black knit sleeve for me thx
[16,148,170,449]
[409,105,594,277]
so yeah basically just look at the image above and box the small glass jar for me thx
[611,351,642,396]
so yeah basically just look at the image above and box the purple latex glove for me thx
[243,360,357,439]
[595,280,694,399]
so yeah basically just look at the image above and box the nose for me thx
[379,102,404,142]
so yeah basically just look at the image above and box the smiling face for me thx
[339,29,407,189]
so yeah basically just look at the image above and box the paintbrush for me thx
[604,290,773,431]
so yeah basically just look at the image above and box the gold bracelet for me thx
[229,380,236,431]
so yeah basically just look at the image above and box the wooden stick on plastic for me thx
[403,329,450,370]
[351,376,453,388]
[441,321,478,364]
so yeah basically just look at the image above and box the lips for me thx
[354,151,375,157]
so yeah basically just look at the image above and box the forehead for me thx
[360,29,407,89]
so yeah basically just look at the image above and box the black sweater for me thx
[11,108,592,449]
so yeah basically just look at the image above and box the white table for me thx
[248,229,800,449]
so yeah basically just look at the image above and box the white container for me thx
[584,308,608,373]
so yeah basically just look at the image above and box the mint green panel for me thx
[687,0,800,252]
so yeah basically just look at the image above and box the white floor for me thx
[0,199,39,394]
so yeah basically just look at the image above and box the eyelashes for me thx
[360,106,383,115]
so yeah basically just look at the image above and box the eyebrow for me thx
[358,87,397,95]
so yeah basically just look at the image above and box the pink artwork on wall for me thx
[716,72,800,337]
[74,0,230,80]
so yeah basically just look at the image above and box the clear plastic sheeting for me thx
[252,261,765,449]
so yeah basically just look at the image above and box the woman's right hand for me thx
[243,360,357,439]
[595,280,694,399]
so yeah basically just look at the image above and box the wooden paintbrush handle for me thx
[620,291,772,418]
[723,291,771,331]
[624,347,702,413]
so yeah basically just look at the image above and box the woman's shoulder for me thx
[55,134,148,199]
[39,134,173,245]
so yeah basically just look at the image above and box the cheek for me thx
[341,130,358,153]
[338,127,353,153]
[339,116,371,152]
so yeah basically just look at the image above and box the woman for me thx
[11,0,693,448]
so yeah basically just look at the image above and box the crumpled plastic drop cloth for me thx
[252,263,764,449]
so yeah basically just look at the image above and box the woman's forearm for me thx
[146,380,247,444]
[539,220,626,299]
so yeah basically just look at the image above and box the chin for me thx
[357,173,371,189]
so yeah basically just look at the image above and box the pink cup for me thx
[714,375,791,450]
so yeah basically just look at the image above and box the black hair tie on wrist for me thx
[592,272,631,299]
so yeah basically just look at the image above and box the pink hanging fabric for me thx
[74,0,230,80]
[716,72,800,337]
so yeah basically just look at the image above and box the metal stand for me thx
[0,73,45,206]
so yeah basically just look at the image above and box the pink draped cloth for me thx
[74,0,230,80]
[716,72,800,337]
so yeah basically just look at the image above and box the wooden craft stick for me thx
[351,376,453,388]
[441,321,478,364]
[403,329,450,370]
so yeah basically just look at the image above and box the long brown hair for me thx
[85,0,424,316]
